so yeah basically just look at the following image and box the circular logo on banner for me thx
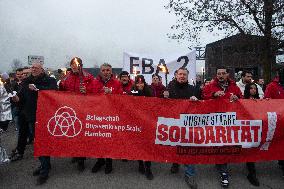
[47,106,82,137]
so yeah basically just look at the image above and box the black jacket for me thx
[18,73,57,122]
[130,85,152,97]
[167,80,201,99]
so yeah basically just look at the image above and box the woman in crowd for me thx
[243,82,260,187]
[130,75,154,180]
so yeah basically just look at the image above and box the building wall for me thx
[205,34,276,80]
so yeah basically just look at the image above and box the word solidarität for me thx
[155,113,262,148]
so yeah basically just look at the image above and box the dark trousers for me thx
[97,158,112,165]
[216,163,228,174]
[75,157,86,164]
[17,114,34,155]
[0,120,10,131]
[246,162,256,175]
[138,160,151,169]
[39,156,51,177]
[12,106,20,133]
[279,160,284,169]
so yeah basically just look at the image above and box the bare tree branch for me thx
[272,24,284,28]
[165,0,284,82]
[274,3,284,13]
[166,0,283,48]
[228,18,246,34]
[240,0,265,34]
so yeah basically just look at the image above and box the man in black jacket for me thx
[10,63,57,185]
[10,68,25,132]
[164,67,200,189]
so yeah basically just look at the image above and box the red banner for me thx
[35,91,284,164]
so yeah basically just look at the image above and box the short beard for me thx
[122,81,128,86]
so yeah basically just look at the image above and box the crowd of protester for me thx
[0,57,284,189]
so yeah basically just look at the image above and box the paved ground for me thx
[0,124,284,189]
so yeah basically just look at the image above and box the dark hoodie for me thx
[264,77,284,99]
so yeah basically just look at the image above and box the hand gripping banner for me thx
[34,91,284,164]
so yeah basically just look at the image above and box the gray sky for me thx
[0,0,223,72]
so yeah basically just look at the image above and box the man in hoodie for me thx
[202,67,242,188]
[265,67,284,177]
[265,68,284,99]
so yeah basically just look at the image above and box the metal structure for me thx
[195,47,205,60]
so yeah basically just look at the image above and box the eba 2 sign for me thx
[123,51,196,85]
